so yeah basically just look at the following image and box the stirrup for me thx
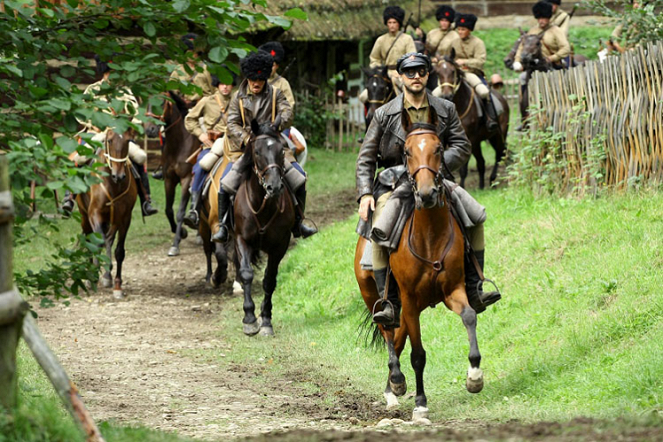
[477,278,502,306]
[371,298,400,329]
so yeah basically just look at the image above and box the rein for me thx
[99,162,133,226]
[244,181,287,235]
[406,207,455,272]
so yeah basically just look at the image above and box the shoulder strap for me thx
[384,32,403,64]
[210,94,228,128]
[239,96,246,127]
[272,87,276,123]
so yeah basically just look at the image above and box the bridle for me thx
[403,129,444,206]
[367,74,395,105]
[251,134,285,194]
[146,99,182,132]
[104,131,130,169]
[436,60,462,94]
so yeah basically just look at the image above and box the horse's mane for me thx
[168,91,189,116]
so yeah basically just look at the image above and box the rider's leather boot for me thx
[61,190,75,216]
[484,97,499,132]
[134,164,158,216]
[292,186,318,239]
[183,191,201,229]
[465,249,501,314]
[211,191,230,243]
[372,268,401,328]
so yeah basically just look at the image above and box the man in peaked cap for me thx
[546,0,571,37]
[357,52,501,327]
[359,6,417,104]
[211,51,317,243]
[443,13,499,132]
[426,5,459,60]
[259,41,295,110]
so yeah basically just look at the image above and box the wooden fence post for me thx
[0,154,29,411]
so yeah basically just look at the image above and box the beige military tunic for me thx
[551,8,570,37]
[369,31,417,90]
[449,34,487,75]
[426,28,458,58]
[269,73,295,110]
[184,91,232,138]
[515,24,571,64]
[170,62,214,103]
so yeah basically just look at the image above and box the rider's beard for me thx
[403,81,426,97]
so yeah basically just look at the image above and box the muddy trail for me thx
[35,184,662,441]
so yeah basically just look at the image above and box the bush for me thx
[583,0,663,48]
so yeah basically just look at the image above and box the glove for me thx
[512,61,523,72]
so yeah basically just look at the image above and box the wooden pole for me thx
[337,97,344,152]
[0,154,29,411]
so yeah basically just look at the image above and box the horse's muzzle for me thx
[441,92,454,101]
[145,125,159,138]
[111,171,126,183]
[263,181,283,199]
[419,187,440,209]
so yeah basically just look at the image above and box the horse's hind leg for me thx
[113,226,129,299]
[459,163,469,188]
[236,236,259,336]
[444,286,483,394]
[488,132,506,186]
[212,242,228,287]
[259,246,287,337]
[169,176,191,257]
[474,140,486,190]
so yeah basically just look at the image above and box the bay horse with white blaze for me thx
[77,128,138,298]
[145,92,200,256]
[434,55,509,189]
[234,117,296,337]
[354,107,483,422]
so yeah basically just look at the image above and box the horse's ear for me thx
[428,104,438,127]
[271,115,282,133]
[401,106,412,134]
[251,118,261,135]
[361,66,371,76]
[449,48,456,61]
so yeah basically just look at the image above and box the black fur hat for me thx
[240,51,274,81]
[383,6,405,27]
[436,5,455,22]
[533,1,554,18]
[455,13,477,31]
[181,33,197,51]
[94,54,113,76]
[546,0,561,5]
[259,41,285,65]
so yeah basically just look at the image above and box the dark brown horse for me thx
[234,117,296,337]
[362,66,395,130]
[354,107,483,422]
[77,128,138,298]
[145,92,199,256]
[434,56,509,189]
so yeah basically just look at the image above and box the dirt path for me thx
[35,186,663,441]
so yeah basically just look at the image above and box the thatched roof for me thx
[254,0,437,41]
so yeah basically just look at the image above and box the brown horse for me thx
[434,55,509,189]
[145,92,199,256]
[77,128,138,298]
[354,107,483,422]
[234,117,296,337]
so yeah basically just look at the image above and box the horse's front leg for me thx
[259,246,287,337]
[473,140,486,190]
[402,304,430,423]
[90,214,112,288]
[236,236,259,336]
[383,323,408,410]
[459,163,469,188]
[164,176,177,234]
[169,176,191,256]
[212,242,228,287]
[113,225,129,299]
[444,286,483,394]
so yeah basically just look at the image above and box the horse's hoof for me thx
[194,234,203,246]
[233,280,243,295]
[412,407,429,422]
[389,378,407,397]
[168,246,180,257]
[112,289,124,299]
[180,228,188,239]
[466,366,484,394]
[101,277,112,289]
[259,325,274,337]
[384,391,400,410]
[243,319,261,336]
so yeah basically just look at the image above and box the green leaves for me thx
[143,21,156,37]
[284,7,307,21]
[209,46,229,63]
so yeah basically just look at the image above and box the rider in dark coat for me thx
[357,52,500,326]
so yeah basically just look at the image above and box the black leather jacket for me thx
[356,92,471,201]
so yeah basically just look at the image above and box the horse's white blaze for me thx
[442,63,447,70]
[384,391,399,410]
[418,139,426,152]
[467,366,483,381]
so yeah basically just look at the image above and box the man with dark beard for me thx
[356,52,501,327]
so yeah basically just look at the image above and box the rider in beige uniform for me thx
[259,41,295,110]
[426,5,458,60]
[359,6,416,103]
[513,2,571,69]
[169,33,214,107]
[441,13,499,131]
[547,0,571,37]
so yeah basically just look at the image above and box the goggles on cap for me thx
[402,67,429,79]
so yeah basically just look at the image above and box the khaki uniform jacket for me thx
[370,31,417,85]
[80,79,139,130]
[551,8,571,36]
[269,73,295,110]
[515,24,571,64]
[226,79,295,163]
[449,35,487,76]
[426,28,458,57]
[184,91,233,138]
[356,93,471,201]
[169,63,214,103]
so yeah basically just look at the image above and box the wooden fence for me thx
[326,97,365,152]
[528,41,663,190]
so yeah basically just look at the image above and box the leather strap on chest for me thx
[239,87,277,127]
[211,94,229,128]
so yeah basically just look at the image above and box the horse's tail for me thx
[357,309,385,350]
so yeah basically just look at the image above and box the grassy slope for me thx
[209,188,663,423]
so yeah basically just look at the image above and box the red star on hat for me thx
[270,50,276,57]
[445,12,449,16]
[461,18,465,23]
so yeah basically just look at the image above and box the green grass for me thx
[205,188,663,423]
